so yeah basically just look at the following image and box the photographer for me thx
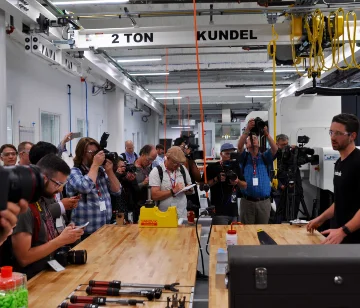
[275,134,303,221]
[132,145,158,223]
[12,154,84,279]
[205,143,247,224]
[111,158,138,224]
[66,137,121,238]
[237,119,278,224]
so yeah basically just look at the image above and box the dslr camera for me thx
[54,246,87,268]
[125,162,137,173]
[250,117,267,134]
[98,132,119,164]
[0,165,44,211]
[220,159,238,183]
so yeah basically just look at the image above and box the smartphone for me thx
[71,132,82,139]
[75,222,89,229]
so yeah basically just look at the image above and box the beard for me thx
[332,139,351,151]
[42,181,58,198]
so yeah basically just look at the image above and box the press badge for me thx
[253,177,259,186]
[99,200,106,212]
[231,192,237,203]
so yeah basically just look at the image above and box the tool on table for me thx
[178,296,186,308]
[139,205,178,228]
[89,280,180,292]
[70,296,144,306]
[257,229,277,245]
[172,294,178,307]
[165,297,171,308]
[60,303,99,308]
[86,287,162,300]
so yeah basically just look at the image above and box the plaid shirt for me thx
[66,166,121,234]
[240,149,274,198]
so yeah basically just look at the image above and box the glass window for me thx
[7,106,13,144]
[76,118,85,138]
[41,111,60,146]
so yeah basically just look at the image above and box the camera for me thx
[98,132,119,164]
[0,165,44,211]
[125,163,137,173]
[221,161,238,182]
[250,117,267,134]
[54,246,87,268]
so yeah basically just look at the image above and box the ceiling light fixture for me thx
[149,91,179,94]
[250,88,281,92]
[130,72,169,76]
[156,96,183,100]
[245,95,272,98]
[53,0,128,5]
[171,126,191,129]
[117,57,162,63]
[263,68,306,73]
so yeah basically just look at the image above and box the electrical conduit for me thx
[67,84,72,156]
[85,80,89,137]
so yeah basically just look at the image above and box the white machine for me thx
[309,147,340,192]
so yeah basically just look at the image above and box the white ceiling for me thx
[40,0,303,121]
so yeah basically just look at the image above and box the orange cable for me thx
[163,48,169,152]
[192,0,207,185]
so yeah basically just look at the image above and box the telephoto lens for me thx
[0,165,44,210]
[67,250,87,265]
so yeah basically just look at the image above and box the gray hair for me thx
[276,134,289,142]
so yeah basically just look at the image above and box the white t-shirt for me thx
[149,163,192,218]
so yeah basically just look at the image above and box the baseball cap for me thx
[166,146,186,163]
[220,143,236,152]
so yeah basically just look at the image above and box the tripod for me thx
[276,174,311,222]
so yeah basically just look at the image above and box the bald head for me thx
[125,140,134,154]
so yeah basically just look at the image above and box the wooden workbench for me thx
[208,224,324,308]
[28,225,200,307]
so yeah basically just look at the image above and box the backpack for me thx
[156,165,188,187]
[120,152,138,162]
[242,151,273,179]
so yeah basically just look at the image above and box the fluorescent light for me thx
[117,57,162,63]
[171,126,191,129]
[156,97,183,100]
[263,68,306,73]
[250,88,281,92]
[130,72,169,76]
[149,91,179,94]
[53,0,128,5]
[245,95,272,98]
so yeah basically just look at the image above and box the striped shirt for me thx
[66,166,121,234]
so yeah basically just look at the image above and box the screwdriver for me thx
[86,286,162,300]
[60,303,99,308]
[70,296,144,306]
[89,280,179,292]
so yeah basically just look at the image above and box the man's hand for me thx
[0,200,28,245]
[263,126,269,137]
[125,173,136,181]
[246,119,255,132]
[93,151,105,167]
[280,185,286,190]
[142,176,149,186]
[103,159,114,174]
[57,226,84,246]
[321,228,346,244]
[62,197,79,210]
[307,216,325,233]
[173,183,184,194]
[229,177,238,186]
[61,133,73,146]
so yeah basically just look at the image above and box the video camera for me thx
[277,135,315,168]
[0,165,44,211]
[98,132,119,164]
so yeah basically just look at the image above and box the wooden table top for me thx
[208,224,324,308]
[28,225,200,308]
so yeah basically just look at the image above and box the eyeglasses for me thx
[20,150,30,155]
[49,178,68,189]
[86,150,97,156]
[329,130,351,137]
[145,157,154,163]
[1,151,17,157]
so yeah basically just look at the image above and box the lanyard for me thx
[252,156,258,176]
[166,170,177,189]
[95,182,102,197]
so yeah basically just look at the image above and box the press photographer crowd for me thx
[0,112,360,281]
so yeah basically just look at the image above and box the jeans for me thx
[212,215,239,225]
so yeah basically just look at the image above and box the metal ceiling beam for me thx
[83,50,164,115]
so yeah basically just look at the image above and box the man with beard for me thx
[12,154,84,279]
[308,113,360,244]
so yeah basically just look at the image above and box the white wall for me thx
[6,37,107,156]
[6,36,159,159]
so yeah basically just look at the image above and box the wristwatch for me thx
[342,225,351,236]
[170,189,175,197]
[243,130,250,136]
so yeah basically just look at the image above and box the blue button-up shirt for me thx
[240,149,274,198]
[152,155,164,168]
[66,166,121,234]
